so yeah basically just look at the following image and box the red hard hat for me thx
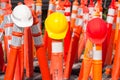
[86,18,107,44]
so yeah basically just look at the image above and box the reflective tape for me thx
[89,7,94,15]
[56,10,64,14]
[31,24,41,34]
[65,7,71,13]
[32,4,35,10]
[71,32,74,37]
[83,13,89,21]
[106,16,114,24]
[33,35,43,46]
[6,15,13,23]
[118,4,120,10]
[52,42,63,53]
[72,5,78,10]
[0,32,3,42]
[0,9,4,15]
[116,17,120,23]
[112,23,116,29]
[36,6,42,12]
[48,4,54,10]
[11,36,22,47]
[71,13,76,18]
[66,16,70,21]
[93,46,102,60]
[5,27,13,36]
[1,2,6,9]
[75,18,83,26]
[108,8,115,16]
[21,36,24,44]
[78,8,83,15]
[8,39,11,49]
[12,24,24,33]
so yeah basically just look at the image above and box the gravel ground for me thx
[0,59,116,80]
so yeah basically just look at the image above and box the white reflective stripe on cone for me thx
[36,6,42,12]
[66,16,70,22]
[75,18,83,26]
[8,39,11,49]
[52,42,63,53]
[106,16,114,24]
[11,36,22,47]
[65,7,71,13]
[72,5,78,10]
[33,35,43,46]
[0,33,3,42]
[1,2,6,9]
[49,4,55,10]
[93,46,102,60]
[71,13,77,19]
[5,27,13,36]
[108,8,115,16]
[12,24,24,33]
[77,8,83,15]
[31,24,41,34]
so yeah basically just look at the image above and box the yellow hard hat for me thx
[45,12,68,39]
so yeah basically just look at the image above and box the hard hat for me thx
[86,18,107,44]
[45,12,68,39]
[11,5,33,27]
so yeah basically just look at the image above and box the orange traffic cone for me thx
[102,0,116,66]
[24,27,34,78]
[50,40,64,80]
[64,0,71,62]
[92,44,102,80]
[78,39,93,80]
[31,11,51,80]
[4,24,23,80]
[44,0,56,60]
[63,4,83,79]
[36,0,42,29]
[4,3,13,61]
[0,8,6,72]
[104,0,116,66]
[70,0,79,31]
[112,2,120,79]
[112,31,120,80]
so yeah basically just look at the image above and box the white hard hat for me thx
[11,5,33,27]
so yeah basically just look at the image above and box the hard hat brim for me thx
[87,35,107,44]
[11,14,33,27]
[46,28,68,40]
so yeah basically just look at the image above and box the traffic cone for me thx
[63,4,84,79]
[88,0,94,20]
[112,2,120,79]
[64,0,71,62]
[24,27,34,78]
[4,24,23,80]
[104,0,116,66]
[78,39,93,80]
[70,0,79,31]
[102,0,116,66]
[77,33,86,60]
[77,0,87,61]
[44,0,56,60]
[55,0,64,13]
[31,11,51,80]
[50,40,64,80]
[4,3,13,61]
[85,18,107,80]
[14,51,22,80]
[36,0,42,29]
[92,44,102,80]
[0,8,5,72]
